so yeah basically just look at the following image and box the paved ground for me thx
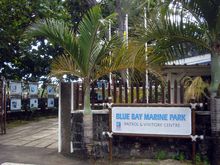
[0,118,89,165]
[0,118,192,165]
[0,144,88,165]
[0,118,58,149]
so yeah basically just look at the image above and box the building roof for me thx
[166,53,211,65]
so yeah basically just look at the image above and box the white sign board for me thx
[10,82,22,95]
[10,98,21,111]
[112,106,192,136]
[48,98,54,108]
[47,86,55,95]
[30,98,38,108]
[29,84,38,95]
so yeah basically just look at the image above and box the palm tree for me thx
[140,0,220,164]
[26,5,160,156]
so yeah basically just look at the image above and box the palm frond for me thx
[50,54,82,78]
[77,5,118,76]
[163,0,220,42]
[27,5,163,87]
[26,19,84,73]
[183,76,209,102]
[137,8,211,62]
[92,41,162,81]
[171,0,218,31]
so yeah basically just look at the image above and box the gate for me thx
[0,77,6,134]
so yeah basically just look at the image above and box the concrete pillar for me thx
[167,72,185,104]
[58,82,71,154]
[211,96,220,165]
[211,96,220,134]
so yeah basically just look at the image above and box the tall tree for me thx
[140,0,220,164]
[26,5,160,156]
[65,0,97,32]
[0,0,70,80]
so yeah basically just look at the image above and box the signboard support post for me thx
[109,107,113,161]
[192,108,196,165]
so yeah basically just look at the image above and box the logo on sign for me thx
[116,122,121,130]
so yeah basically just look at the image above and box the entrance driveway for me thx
[0,118,58,149]
[0,118,89,165]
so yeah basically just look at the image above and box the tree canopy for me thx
[0,0,70,80]
[0,0,160,81]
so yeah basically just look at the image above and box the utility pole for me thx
[124,14,129,87]
[144,7,149,104]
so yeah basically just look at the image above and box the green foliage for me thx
[195,153,202,163]
[203,157,210,165]
[27,5,163,113]
[195,154,210,165]
[176,152,185,161]
[155,150,166,160]
[65,0,96,32]
[0,0,71,80]
[138,0,220,91]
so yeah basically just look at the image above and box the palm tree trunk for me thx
[83,80,93,157]
[84,83,92,115]
[210,52,220,92]
[210,52,220,165]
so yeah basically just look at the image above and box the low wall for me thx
[71,110,211,160]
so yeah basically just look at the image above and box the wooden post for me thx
[142,82,146,103]
[0,78,7,134]
[0,79,3,134]
[81,84,84,109]
[192,107,196,164]
[91,83,95,109]
[108,82,111,97]
[180,83,184,104]
[3,79,6,134]
[149,81,152,103]
[174,80,177,104]
[102,82,105,103]
[73,84,77,111]
[168,80,171,104]
[119,81,122,103]
[161,84,165,104]
[113,81,117,103]
[76,83,79,110]
[125,82,128,103]
[131,84,134,103]
[155,80,158,103]
[109,108,113,161]
[136,83,139,103]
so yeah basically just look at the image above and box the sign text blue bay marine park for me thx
[116,113,186,121]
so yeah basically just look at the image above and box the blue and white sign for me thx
[112,106,192,136]
[10,82,22,95]
[10,98,21,111]
[48,98,54,108]
[29,84,38,95]
[47,86,55,95]
[30,98,38,108]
